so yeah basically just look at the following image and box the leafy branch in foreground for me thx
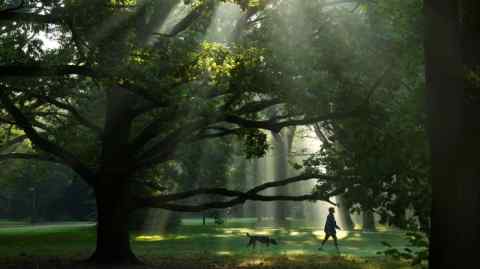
[378,231,429,268]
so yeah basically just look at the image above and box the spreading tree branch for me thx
[0,64,95,77]
[0,135,27,152]
[224,109,361,133]
[0,0,62,25]
[0,0,24,12]
[0,90,96,185]
[232,98,283,115]
[153,193,337,212]
[134,118,211,169]
[0,11,60,24]
[0,153,61,163]
[32,94,103,136]
[193,127,240,140]
[136,173,341,211]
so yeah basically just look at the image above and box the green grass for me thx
[0,218,418,268]
[0,219,29,228]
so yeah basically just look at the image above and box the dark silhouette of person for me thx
[319,207,341,252]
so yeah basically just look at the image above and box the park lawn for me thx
[0,219,418,269]
[0,219,29,228]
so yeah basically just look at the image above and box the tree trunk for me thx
[285,127,296,219]
[254,157,266,222]
[362,210,376,232]
[88,184,139,264]
[425,1,480,267]
[336,195,354,230]
[87,86,140,264]
[273,131,288,224]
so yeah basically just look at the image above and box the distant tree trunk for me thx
[272,131,288,224]
[418,213,430,235]
[244,160,256,218]
[237,158,247,218]
[254,157,266,222]
[285,127,296,218]
[336,195,354,230]
[362,210,376,232]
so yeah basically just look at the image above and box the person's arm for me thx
[333,216,341,230]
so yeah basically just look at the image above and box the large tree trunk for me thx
[88,86,139,264]
[425,1,480,268]
[89,183,139,264]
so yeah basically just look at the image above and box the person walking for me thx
[319,207,341,252]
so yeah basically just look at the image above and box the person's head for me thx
[328,207,335,214]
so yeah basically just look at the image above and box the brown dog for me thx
[246,233,278,248]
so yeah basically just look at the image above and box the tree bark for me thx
[87,86,140,264]
[254,157,266,222]
[89,183,139,264]
[336,195,354,230]
[362,210,376,232]
[425,1,480,268]
[273,131,288,224]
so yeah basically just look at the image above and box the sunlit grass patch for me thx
[220,227,280,236]
[135,234,191,242]
[136,235,166,241]
[284,249,306,255]
[214,234,237,238]
[289,230,306,236]
[238,258,273,267]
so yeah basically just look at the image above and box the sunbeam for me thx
[205,2,243,43]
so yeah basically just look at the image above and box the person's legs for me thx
[332,234,340,252]
[319,234,331,250]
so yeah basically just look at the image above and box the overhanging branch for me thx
[0,153,61,163]
[0,64,95,77]
[0,90,96,185]
[0,135,27,152]
[0,11,61,24]
[32,94,103,136]
[224,109,361,133]
[136,173,340,211]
